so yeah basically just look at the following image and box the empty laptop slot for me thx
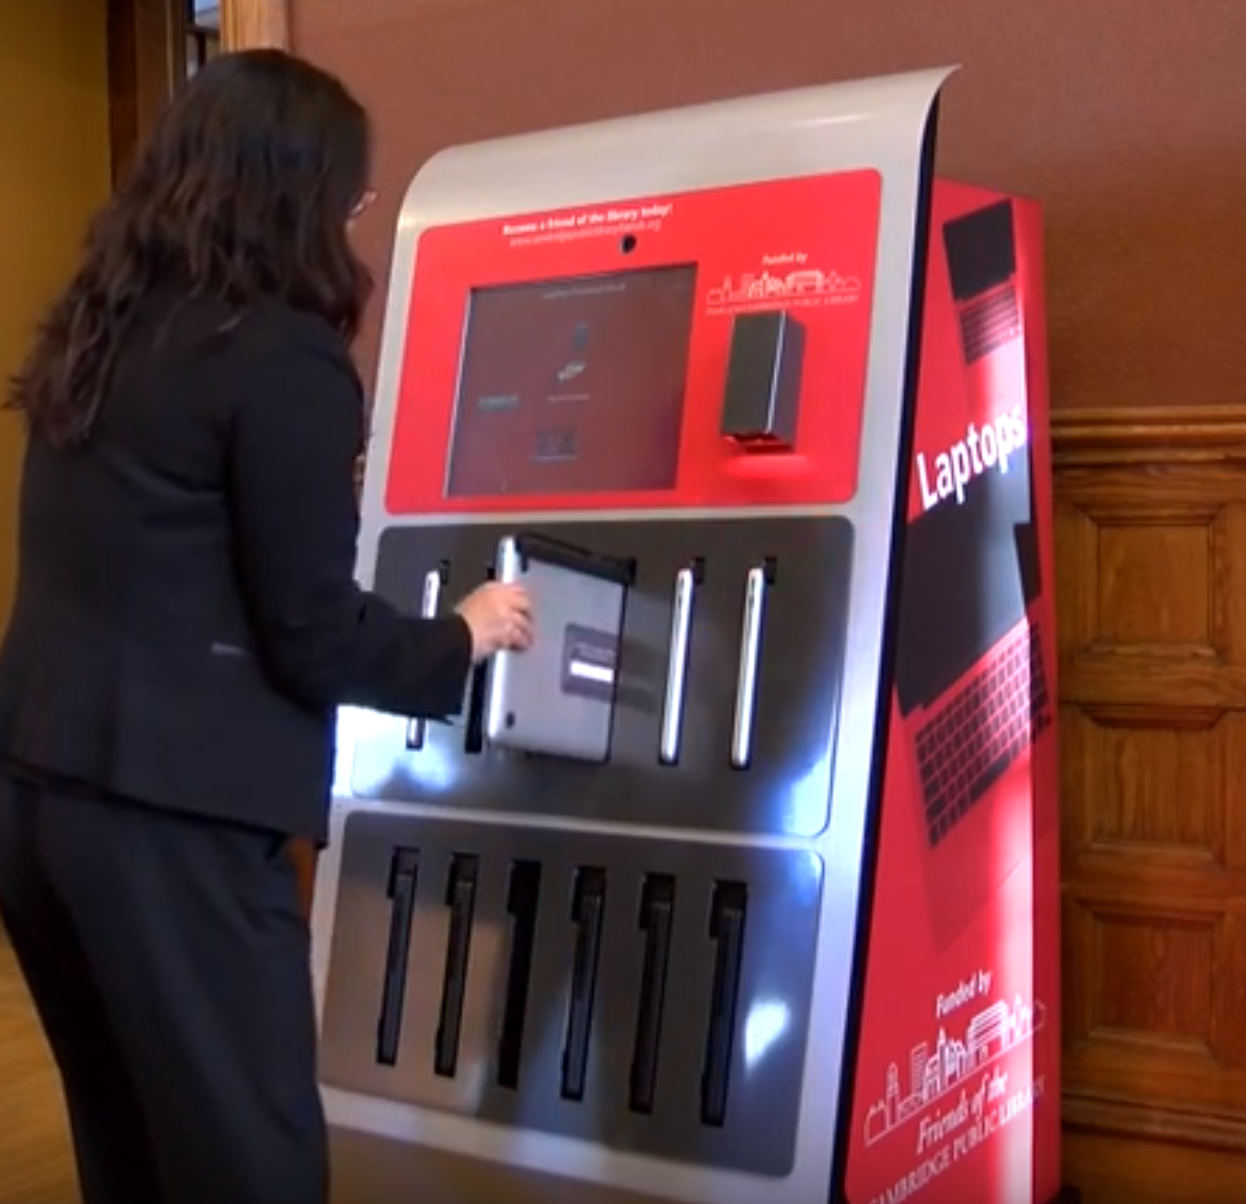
[434,854,479,1078]
[376,848,420,1067]
[406,562,450,751]
[700,880,748,1127]
[658,562,702,766]
[628,874,676,1115]
[496,860,542,1090]
[730,560,775,770]
[561,866,608,1102]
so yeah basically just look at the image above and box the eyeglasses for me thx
[350,188,378,220]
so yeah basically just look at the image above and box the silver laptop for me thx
[484,534,631,763]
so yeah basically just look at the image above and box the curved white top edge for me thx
[397,66,958,229]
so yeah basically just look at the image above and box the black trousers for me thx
[0,776,328,1204]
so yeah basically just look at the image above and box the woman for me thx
[0,50,532,1204]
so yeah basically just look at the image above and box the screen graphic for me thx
[446,266,696,498]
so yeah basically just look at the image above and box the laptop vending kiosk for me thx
[312,67,1063,1204]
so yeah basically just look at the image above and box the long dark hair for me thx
[7,49,373,447]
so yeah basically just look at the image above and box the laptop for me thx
[484,534,631,764]
[891,200,1052,947]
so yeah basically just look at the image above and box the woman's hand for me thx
[454,582,535,663]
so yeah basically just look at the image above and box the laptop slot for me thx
[560,866,608,1102]
[434,853,479,1078]
[730,559,775,770]
[375,847,420,1067]
[628,874,676,1115]
[463,661,489,753]
[700,880,748,1127]
[463,566,494,754]
[496,859,541,1090]
[406,562,449,751]
[658,561,702,766]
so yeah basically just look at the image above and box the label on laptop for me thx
[561,623,619,702]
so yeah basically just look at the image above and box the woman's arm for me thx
[225,317,472,716]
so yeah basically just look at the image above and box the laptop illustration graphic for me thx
[943,199,1026,407]
[892,201,1052,948]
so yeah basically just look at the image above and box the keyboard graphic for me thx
[959,284,1021,365]
[916,624,1052,848]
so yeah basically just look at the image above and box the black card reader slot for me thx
[700,880,748,1127]
[496,860,541,1090]
[561,866,607,1102]
[434,854,479,1078]
[376,847,420,1067]
[628,874,676,1115]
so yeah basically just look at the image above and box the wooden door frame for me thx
[219,0,290,49]
[107,0,290,183]
[108,0,188,183]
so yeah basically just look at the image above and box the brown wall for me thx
[293,0,1246,414]
[288,1,1246,1199]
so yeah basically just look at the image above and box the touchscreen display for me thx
[445,265,696,497]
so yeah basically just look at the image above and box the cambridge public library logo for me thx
[706,253,863,311]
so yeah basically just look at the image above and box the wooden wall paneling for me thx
[1053,404,1246,1199]
[107,0,186,181]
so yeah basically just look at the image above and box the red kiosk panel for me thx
[385,171,881,515]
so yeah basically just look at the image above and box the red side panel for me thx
[842,180,1060,1204]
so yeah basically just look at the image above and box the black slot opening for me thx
[700,880,748,1127]
[463,567,494,754]
[463,662,488,753]
[628,874,676,1115]
[496,860,541,1090]
[513,532,636,586]
[560,866,607,1102]
[376,848,420,1067]
[434,854,479,1078]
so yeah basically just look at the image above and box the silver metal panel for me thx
[317,65,955,1204]
[321,813,820,1177]
[352,518,852,835]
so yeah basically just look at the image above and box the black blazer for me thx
[0,291,472,842]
